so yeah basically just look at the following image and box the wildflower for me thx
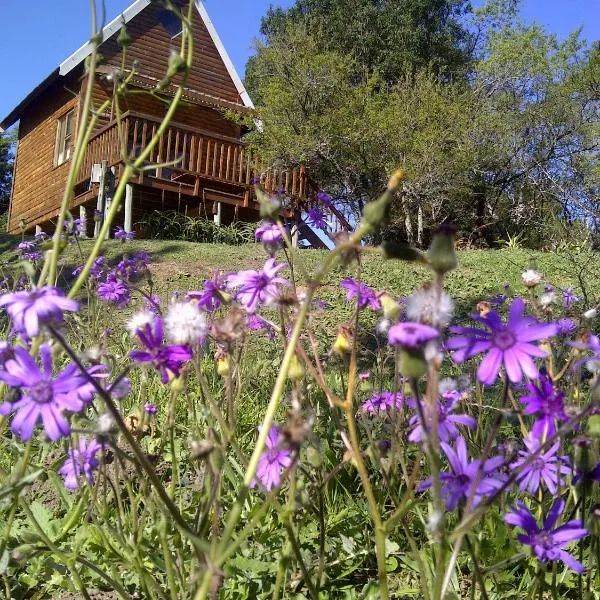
[340,278,381,310]
[522,270,542,288]
[388,322,439,349]
[407,390,476,443]
[520,373,568,438]
[314,299,331,310]
[556,318,577,336]
[406,286,454,328]
[129,317,193,383]
[447,298,558,385]
[306,208,327,230]
[361,391,403,415]
[188,272,229,312]
[316,191,333,208]
[253,426,294,491]
[114,226,135,241]
[107,377,131,400]
[419,436,505,510]
[227,259,288,313]
[539,291,556,308]
[17,241,37,253]
[563,287,579,309]
[144,294,161,315]
[247,314,276,340]
[97,278,130,308]
[504,499,588,573]
[255,221,283,253]
[164,301,208,346]
[144,402,157,415]
[571,333,600,372]
[510,436,571,495]
[58,437,104,490]
[126,311,155,337]
[0,286,79,338]
[0,345,102,441]
[34,230,48,242]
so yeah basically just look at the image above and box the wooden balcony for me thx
[75,111,309,208]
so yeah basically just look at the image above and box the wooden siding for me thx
[99,3,242,105]
[8,75,81,233]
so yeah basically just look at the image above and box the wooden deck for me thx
[75,111,309,208]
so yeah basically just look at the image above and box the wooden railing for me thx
[77,111,309,200]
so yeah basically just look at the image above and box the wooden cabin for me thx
[0,0,350,246]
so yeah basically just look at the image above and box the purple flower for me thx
[510,436,571,495]
[188,272,228,312]
[114,226,135,241]
[306,208,327,230]
[520,374,567,439]
[563,288,579,309]
[144,402,157,415]
[17,241,37,253]
[0,286,79,338]
[34,231,48,242]
[227,259,288,313]
[388,322,439,349]
[314,299,331,310]
[58,437,104,490]
[129,318,193,384]
[97,279,130,308]
[340,278,381,310]
[316,191,333,209]
[407,390,476,443]
[361,391,403,415]
[0,345,102,441]
[247,314,276,340]
[447,298,558,385]
[144,295,161,316]
[253,426,293,491]
[255,221,283,253]
[570,333,600,372]
[419,436,505,511]
[556,318,577,336]
[504,499,588,573]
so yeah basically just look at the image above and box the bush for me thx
[139,210,257,245]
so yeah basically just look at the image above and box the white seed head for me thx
[406,287,454,328]
[521,269,542,287]
[584,308,598,320]
[539,291,556,308]
[164,301,208,345]
[126,310,155,337]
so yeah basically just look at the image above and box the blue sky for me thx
[0,0,598,121]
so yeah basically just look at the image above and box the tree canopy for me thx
[244,0,600,247]
[0,129,15,214]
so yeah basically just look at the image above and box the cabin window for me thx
[158,9,183,38]
[55,110,74,166]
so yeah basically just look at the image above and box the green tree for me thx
[0,129,15,213]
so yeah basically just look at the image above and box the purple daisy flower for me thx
[510,435,571,495]
[187,272,228,313]
[97,278,130,308]
[0,345,103,441]
[144,402,158,415]
[447,298,558,385]
[255,221,283,253]
[253,426,294,491]
[58,437,104,490]
[556,318,577,336]
[520,373,568,439]
[17,241,37,253]
[316,191,333,209]
[306,208,328,230]
[563,288,579,309]
[360,391,403,415]
[114,226,135,241]
[570,333,600,372]
[0,286,79,338]
[227,259,288,313]
[129,318,193,384]
[504,499,588,573]
[419,436,505,511]
[144,295,162,316]
[340,278,381,310]
[388,322,439,349]
[407,390,476,443]
[247,314,276,340]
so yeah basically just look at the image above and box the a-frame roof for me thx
[0,0,253,131]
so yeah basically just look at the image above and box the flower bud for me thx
[387,168,406,192]
[426,224,458,274]
[118,24,132,47]
[379,293,402,321]
[306,446,322,468]
[398,347,428,379]
[170,376,185,394]
[362,190,393,229]
[191,439,215,460]
[288,354,305,381]
[217,356,230,377]
[333,326,351,356]
[521,269,542,288]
